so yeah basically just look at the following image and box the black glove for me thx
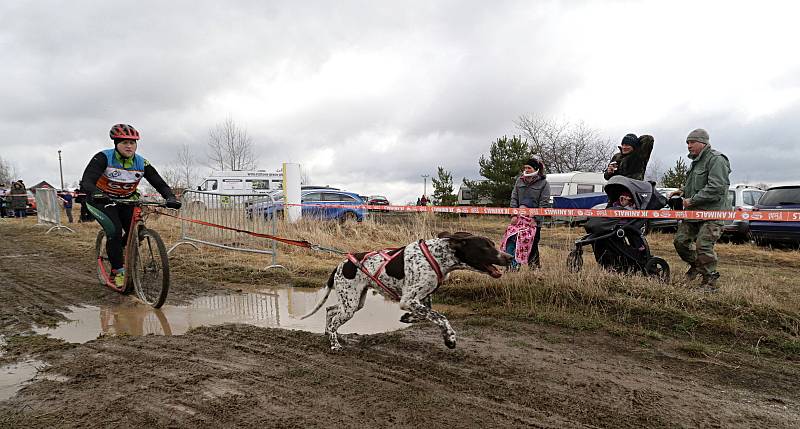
[165,198,182,209]
[667,196,684,210]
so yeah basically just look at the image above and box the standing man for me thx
[10,180,28,218]
[671,129,731,291]
[58,190,74,223]
[604,133,655,181]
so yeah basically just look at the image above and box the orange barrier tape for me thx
[281,203,800,222]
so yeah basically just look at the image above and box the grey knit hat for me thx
[686,128,709,144]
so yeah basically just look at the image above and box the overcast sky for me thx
[2,0,799,203]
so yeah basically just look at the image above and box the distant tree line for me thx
[429,115,701,207]
[457,116,615,207]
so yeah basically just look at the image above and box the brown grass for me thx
[11,210,800,355]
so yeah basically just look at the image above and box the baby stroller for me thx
[567,176,670,281]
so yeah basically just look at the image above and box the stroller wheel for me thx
[567,248,583,273]
[644,257,670,282]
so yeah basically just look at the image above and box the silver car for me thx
[723,185,765,242]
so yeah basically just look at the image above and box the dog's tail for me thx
[300,267,336,320]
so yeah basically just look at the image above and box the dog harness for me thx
[346,239,444,302]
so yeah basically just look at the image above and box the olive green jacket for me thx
[683,144,731,211]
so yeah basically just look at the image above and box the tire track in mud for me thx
[4,322,800,428]
[206,330,560,427]
[2,325,570,428]
[8,323,795,429]
[0,224,109,333]
[0,251,109,333]
[191,329,568,428]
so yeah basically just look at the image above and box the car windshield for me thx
[549,183,564,196]
[758,187,800,206]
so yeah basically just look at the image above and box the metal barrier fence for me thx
[34,188,74,233]
[168,190,284,269]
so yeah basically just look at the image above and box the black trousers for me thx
[79,203,92,222]
[529,221,542,267]
[89,202,134,270]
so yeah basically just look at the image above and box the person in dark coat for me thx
[0,184,9,217]
[74,188,92,222]
[604,134,655,181]
[510,157,551,268]
[58,190,74,223]
[10,180,28,218]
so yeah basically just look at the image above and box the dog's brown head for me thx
[438,231,513,278]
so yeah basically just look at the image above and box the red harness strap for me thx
[418,239,444,285]
[347,248,403,301]
[346,240,444,302]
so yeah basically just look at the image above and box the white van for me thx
[197,170,284,195]
[545,172,607,203]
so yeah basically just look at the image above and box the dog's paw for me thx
[444,335,457,349]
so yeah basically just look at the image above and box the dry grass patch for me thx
[9,211,799,355]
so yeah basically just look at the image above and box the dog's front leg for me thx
[399,295,432,324]
[401,299,457,349]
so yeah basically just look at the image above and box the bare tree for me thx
[157,165,182,190]
[0,156,18,186]
[207,117,257,171]
[300,166,311,186]
[515,115,568,172]
[176,143,196,188]
[645,157,665,185]
[514,115,614,173]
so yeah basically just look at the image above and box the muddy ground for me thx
[1,220,799,428]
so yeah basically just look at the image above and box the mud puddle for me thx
[0,360,47,401]
[35,286,408,343]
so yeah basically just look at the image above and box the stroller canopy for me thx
[604,176,666,210]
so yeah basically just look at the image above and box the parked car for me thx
[248,189,367,222]
[748,185,800,247]
[303,185,340,191]
[647,187,680,232]
[367,195,390,206]
[26,190,37,215]
[722,185,765,242]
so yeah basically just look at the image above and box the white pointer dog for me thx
[302,232,513,350]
